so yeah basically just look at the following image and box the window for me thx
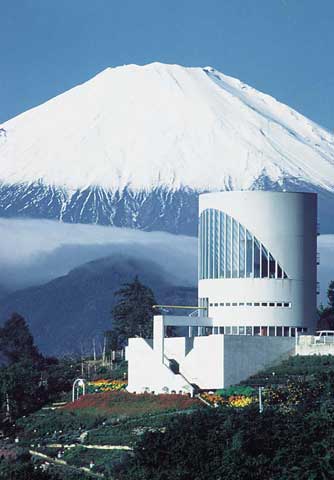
[198,297,209,317]
[261,245,268,278]
[284,327,290,336]
[269,253,276,278]
[219,327,224,334]
[226,215,232,278]
[214,210,219,278]
[219,212,225,278]
[239,225,245,277]
[232,326,238,335]
[254,327,261,336]
[199,209,289,280]
[269,326,275,336]
[208,300,291,308]
[277,264,283,278]
[209,210,214,279]
[225,326,231,335]
[254,239,261,278]
[276,327,282,336]
[232,219,239,277]
[246,326,252,335]
[246,230,253,277]
[261,327,268,336]
[239,326,245,335]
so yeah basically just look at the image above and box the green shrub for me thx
[216,385,255,397]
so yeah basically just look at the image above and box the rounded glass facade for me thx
[199,208,287,280]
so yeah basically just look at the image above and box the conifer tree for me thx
[0,312,42,365]
[112,276,158,342]
[327,280,334,310]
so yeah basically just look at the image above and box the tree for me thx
[318,308,334,331]
[318,281,334,331]
[327,280,334,309]
[0,359,48,420]
[0,448,54,479]
[0,313,42,366]
[104,330,118,354]
[112,276,158,341]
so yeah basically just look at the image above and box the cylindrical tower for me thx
[198,191,317,336]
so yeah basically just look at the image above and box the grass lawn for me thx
[240,354,334,387]
[17,391,201,477]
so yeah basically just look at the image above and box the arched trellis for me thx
[72,378,87,403]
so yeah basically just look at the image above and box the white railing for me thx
[313,336,334,344]
[163,354,195,395]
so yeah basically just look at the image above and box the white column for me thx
[153,315,165,363]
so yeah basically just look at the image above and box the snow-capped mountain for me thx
[1,62,334,234]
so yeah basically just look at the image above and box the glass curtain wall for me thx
[199,209,288,280]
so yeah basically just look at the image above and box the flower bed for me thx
[64,391,201,417]
[87,379,127,394]
[201,390,255,408]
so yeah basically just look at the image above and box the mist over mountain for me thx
[0,218,197,291]
[0,254,197,356]
[0,215,332,355]
[1,63,334,234]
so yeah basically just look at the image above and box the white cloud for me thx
[0,217,333,307]
[0,218,197,290]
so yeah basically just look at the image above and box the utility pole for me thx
[258,386,264,414]
[5,393,11,422]
[93,338,97,362]
[93,338,97,374]
[102,336,106,366]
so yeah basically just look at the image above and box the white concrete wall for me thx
[181,335,224,389]
[127,334,295,392]
[164,337,187,364]
[126,337,194,394]
[199,191,317,332]
[223,335,295,387]
[296,335,334,356]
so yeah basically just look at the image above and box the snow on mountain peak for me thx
[1,62,334,193]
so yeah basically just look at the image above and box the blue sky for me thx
[0,0,333,130]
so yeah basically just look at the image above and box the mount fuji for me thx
[1,62,334,235]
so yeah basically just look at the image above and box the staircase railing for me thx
[163,354,195,396]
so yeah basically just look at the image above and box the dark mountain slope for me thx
[0,254,197,356]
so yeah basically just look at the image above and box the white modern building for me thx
[198,191,318,337]
[126,191,318,395]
